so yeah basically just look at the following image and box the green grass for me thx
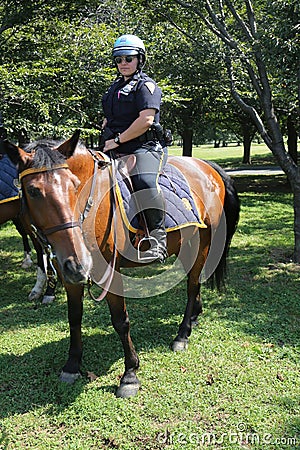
[0,165,299,449]
[169,142,276,168]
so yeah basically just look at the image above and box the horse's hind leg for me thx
[172,284,201,352]
[12,218,33,268]
[172,230,210,352]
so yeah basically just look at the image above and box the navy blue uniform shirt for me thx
[102,70,162,153]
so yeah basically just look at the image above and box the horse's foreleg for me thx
[27,237,47,301]
[41,277,57,304]
[60,283,84,383]
[27,238,56,303]
[106,273,140,398]
[41,254,57,304]
[28,266,47,301]
[20,233,33,268]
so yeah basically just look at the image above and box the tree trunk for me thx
[180,102,193,156]
[90,135,94,149]
[287,114,298,165]
[291,180,300,262]
[271,140,300,261]
[242,126,252,164]
[182,128,193,156]
[18,128,29,148]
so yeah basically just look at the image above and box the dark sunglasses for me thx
[114,55,136,64]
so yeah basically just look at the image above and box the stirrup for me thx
[137,236,159,261]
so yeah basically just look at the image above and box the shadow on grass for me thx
[0,332,121,419]
[0,288,188,420]
[206,253,300,346]
[208,152,277,169]
[0,248,298,423]
[233,174,291,194]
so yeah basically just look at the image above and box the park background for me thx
[0,1,299,449]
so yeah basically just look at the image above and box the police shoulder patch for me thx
[145,81,156,94]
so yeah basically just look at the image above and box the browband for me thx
[19,163,69,181]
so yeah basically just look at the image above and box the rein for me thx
[86,151,118,302]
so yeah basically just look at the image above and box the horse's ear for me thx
[56,130,80,158]
[0,140,32,170]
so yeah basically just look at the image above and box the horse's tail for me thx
[205,160,240,290]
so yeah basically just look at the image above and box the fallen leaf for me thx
[87,371,98,382]
[276,372,284,381]
[206,374,214,385]
[180,366,187,373]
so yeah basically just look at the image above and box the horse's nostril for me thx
[63,256,89,284]
[64,256,77,273]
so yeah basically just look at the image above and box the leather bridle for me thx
[19,151,116,301]
[19,163,82,238]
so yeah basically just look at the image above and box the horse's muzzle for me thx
[62,254,92,284]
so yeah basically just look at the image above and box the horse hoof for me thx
[42,295,55,304]
[21,254,33,269]
[116,383,140,398]
[59,371,81,384]
[28,290,42,301]
[172,340,188,352]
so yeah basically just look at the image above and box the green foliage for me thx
[0,3,119,141]
[0,0,298,146]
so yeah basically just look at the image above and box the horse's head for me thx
[3,131,93,285]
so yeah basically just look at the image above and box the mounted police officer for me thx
[101,34,168,263]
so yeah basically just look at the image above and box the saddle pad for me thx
[115,162,206,233]
[0,155,19,204]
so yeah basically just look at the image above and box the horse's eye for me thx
[26,185,43,199]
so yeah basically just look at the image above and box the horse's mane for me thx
[24,139,66,169]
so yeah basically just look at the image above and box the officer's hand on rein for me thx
[103,138,119,152]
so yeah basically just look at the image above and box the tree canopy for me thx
[1,1,298,148]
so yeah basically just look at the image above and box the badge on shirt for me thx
[119,79,138,96]
[145,81,156,94]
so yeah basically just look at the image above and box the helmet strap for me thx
[137,54,145,70]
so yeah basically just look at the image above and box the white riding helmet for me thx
[112,34,146,68]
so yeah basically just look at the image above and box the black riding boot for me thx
[142,204,168,263]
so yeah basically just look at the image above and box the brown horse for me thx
[2,131,240,397]
[0,179,56,303]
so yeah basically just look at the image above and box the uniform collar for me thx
[119,70,142,84]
